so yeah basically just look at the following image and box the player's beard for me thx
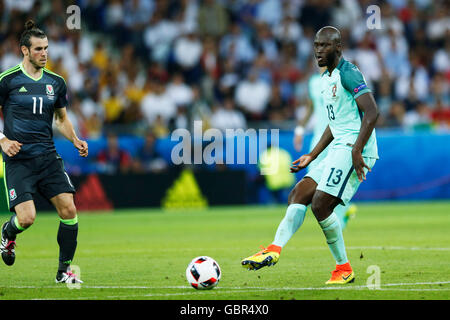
[317,57,327,67]
[318,50,338,68]
[29,55,46,70]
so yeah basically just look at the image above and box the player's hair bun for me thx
[24,20,36,30]
[20,19,46,48]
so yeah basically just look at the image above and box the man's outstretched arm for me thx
[290,125,334,173]
[54,107,88,157]
[352,92,379,181]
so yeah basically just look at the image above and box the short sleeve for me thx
[55,78,68,108]
[0,78,8,106]
[340,64,371,99]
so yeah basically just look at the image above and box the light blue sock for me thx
[272,204,307,247]
[333,203,351,230]
[318,212,348,265]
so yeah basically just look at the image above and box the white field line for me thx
[31,282,450,300]
[347,246,450,251]
[79,246,450,255]
[6,280,450,293]
[6,281,450,290]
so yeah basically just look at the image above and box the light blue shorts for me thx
[305,147,376,205]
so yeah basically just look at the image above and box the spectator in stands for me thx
[377,27,410,79]
[433,37,449,74]
[266,84,288,122]
[254,22,279,63]
[100,72,126,124]
[256,0,283,27]
[376,71,394,121]
[219,22,256,66]
[120,62,147,107]
[0,36,21,70]
[385,101,406,128]
[426,7,449,45]
[143,11,181,63]
[251,52,273,84]
[234,69,271,120]
[273,15,302,44]
[91,42,109,71]
[140,79,176,130]
[122,0,153,52]
[353,32,383,92]
[166,72,194,108]
[429,72,449,107]
[210,98,247,132]
[298,0,332,32]
[430,98,450,129]
[403,102,432,130]
[197,0,229,37]
[200,36,220,103]
[132,131,168,173]
[152,115,170,138]
[189,85,212,131]
[217,58,240,101]
[395,52,430,103]
[96,132,132,174]
[172,27,203,84]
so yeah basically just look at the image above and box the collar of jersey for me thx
[336,57,345,70]
[20,62,43,82]
[323,57,345,77]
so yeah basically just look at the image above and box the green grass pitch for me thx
[0,201,449,300]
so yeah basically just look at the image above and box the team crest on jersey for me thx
[331,83,338,100]
[46,84,55,100]
[46,84,54,95]
[9,188,17,201]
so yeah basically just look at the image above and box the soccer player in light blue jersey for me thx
[242,26,379,284]
[293,68,357,230]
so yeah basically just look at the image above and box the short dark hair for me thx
[19,20,46,49]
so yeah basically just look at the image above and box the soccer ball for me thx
[186,256,221,290]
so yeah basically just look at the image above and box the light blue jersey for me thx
[307,73,329,172]
[320,58,379,159]
[308,73,328,150]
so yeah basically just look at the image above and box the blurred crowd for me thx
[0,0,449,140]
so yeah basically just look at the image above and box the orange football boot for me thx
[325,262,355,284]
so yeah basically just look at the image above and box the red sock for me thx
[267,244,282,254]
[336,262,352,271]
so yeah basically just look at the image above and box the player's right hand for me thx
[352,150,371,182]
[0,138,22,157]
[290,154,314,173]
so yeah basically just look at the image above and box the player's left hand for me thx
[290,154,314,173]
[352,150,371,182]
[74,139,88,157]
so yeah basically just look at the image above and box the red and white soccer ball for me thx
[186,256,221,290]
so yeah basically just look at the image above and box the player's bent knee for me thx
[15,202,37,228]
[58,203,77,220]
[311,196,328,221]
[17,214,35,229]
[311,191,341,221]
[288,179,315,206]
[287,188,297,205]
[310,199,321,217]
